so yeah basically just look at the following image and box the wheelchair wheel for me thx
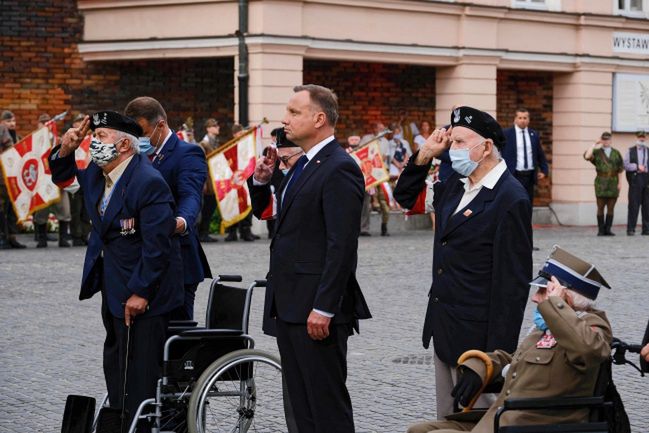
[187,349,284,433]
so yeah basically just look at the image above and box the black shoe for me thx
[0,240,10,250]
[251,233,260,240]
[627,231,635,236]
[359,231,371,237]
[241,232,256,242]
[381,223,389,237]
[224,232,238,242]
[59,239,71,247]
[9,238,27,249]
[199,235,219,243]
[642,232,649,236]
[532,246,540,251]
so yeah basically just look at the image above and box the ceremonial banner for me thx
[350,138,390,190]
[75,135,91,169]
[0,127,61,222]
[207,127,258,228]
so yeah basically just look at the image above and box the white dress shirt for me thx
[514,125,534,171]
[453,160,508,215]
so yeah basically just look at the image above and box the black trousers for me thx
[167,282,199,321]
[69,190,91,241]
[514,170,536,203]
[275,319,355,433]
[627,173,649,233]
[199,194,217,239]
[102,300,167,428]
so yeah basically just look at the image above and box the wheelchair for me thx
[74,275,285,433]
[449,336,645,433]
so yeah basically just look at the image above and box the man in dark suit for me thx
[249,84,371,433]
[49,111,184,424]
[502,108,549,203]
[394,106,533,420]
[124,97,212,320]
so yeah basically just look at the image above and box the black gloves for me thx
[451,367,483,408]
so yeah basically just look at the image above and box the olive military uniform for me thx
[407,296,612,433]
[585,148,623,198]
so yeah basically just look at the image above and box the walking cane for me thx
[96,322,134,433]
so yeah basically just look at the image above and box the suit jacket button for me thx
[535,356,541,361]
[433,297,439,303]
[437,268,443,275]
[441,241,447,246]
[512,372,517,378]
[557,302,564,309]
[506,390,511,396]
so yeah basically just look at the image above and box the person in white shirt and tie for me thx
[502,108,549,203]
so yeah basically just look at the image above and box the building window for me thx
[616,0,648,16]
[512,0,561,11]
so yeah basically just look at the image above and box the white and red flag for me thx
[206,127,259,229]
[0,126,61,222]
[74,135,91,169]
[350,137,390,190]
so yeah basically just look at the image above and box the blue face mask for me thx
[281,168,290,176]
[449,141,485,176]
[138,136,155,155]
[533,307,548,332]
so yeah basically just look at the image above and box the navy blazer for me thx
[152,133,212,285]
[249,140,371,335]
[50,150,184,318]
[502,127,549,182]
[394,155,533,364]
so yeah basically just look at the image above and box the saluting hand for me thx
[254,146,277,184]
[415,127,451,166]
[124,293,149,326]
[59,115,90,158]
[641,343,649,363]
[307,310,331,340]
[546,276,567,301]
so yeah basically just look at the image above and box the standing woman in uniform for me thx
[584,131,624,236]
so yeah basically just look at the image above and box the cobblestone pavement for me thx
[1,226,648,432]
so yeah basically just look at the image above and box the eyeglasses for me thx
[279,150,303,165]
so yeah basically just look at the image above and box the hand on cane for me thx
[124,294,149,326]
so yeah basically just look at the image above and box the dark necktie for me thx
[521,129,529,170]
[284,155,308,196]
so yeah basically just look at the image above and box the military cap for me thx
[637,130,646,138]
[530,245,610,300]
[272,127,298,148]
[73,113,86,123]
[601,131,612,140]
[89,111,143,137]
[450,106,506,150]
[38,113,51,124]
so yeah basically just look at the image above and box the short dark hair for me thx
[293,84,339,127]
[1,110,15,120]
[515,107,529,115]
[124,96,167,124]
[231,123,243,134]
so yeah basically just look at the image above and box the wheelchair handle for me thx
[254,279,267,287]
[217,274,243,282]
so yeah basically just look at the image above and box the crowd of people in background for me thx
[1,106,648,250]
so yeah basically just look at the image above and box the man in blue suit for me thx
[49,111,184,425]
[502,108,549,203]
[394,106,533,420]
[125,97,212,320]
[250,85,371,433]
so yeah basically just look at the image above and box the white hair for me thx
[115,130,140,154]
[567,289,596,311]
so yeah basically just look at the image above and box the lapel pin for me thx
[463,209,473,217]
[316,160,321,164]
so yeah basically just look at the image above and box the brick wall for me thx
[497,70,554,205]
[303,60,436,142]
[0,0,234,140]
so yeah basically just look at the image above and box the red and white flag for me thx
[75,135,91,169]
[0,127,61,222]
[207,127,258,229]
[350,138,390,190]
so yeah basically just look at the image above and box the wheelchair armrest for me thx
[494,396,608,432]
[503,396,605,411]
[168,320,198,327]
[177,328,244,338]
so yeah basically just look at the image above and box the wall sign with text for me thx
[612,73,649,133]
[612,32,649,55]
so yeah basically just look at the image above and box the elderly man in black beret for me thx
[394,106,533,420]
[49,111,183,427]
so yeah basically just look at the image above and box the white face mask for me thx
[90,137,122,167]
